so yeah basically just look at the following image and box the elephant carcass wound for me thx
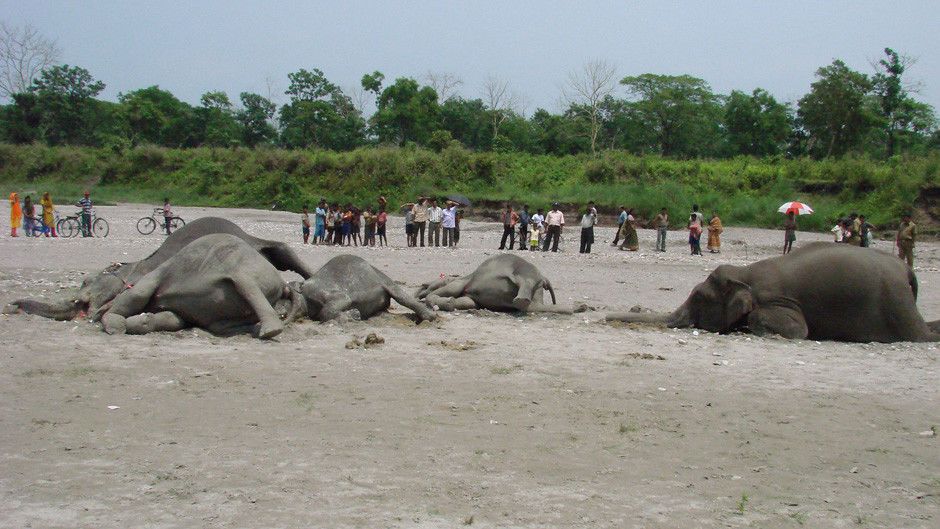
[298,254,436,322]
[98,233,303,339]
[607,242,939,343]
[4,217,314,321]
[415,253,574,313]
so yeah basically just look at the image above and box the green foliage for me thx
[798,60,877,158]
[372,77,440,146]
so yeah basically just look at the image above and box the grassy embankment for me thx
[1,143,938,231]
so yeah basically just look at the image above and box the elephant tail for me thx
[543,280,557,305]
[909,268,918,301]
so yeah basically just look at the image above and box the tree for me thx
[31,64,106,145]
[482,76,518,141]
[360,71,384,96]
[118,86,197,147]
[279,68,366,149]
[797,60,875,157]
[196,90,240,146]
[563,60,618,154]
[237,92,277,147]
[724,88,792,156]
[0,23,61,100]
[439,97,490,150]
[872,48,937,156]
[371,77,440,145]
[424,71,463,102]
[620,74,723,157]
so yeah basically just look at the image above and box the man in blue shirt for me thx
[611,206,627,246]
[517,205,531,251]
[77,190,93,237]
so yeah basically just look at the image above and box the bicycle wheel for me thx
[170,217,185,230]
[137,216,157,234]
[61,218,78,238]
[93,218,110,238]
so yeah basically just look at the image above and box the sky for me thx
[2,0,938,114]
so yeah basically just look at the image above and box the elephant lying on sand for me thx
[606,242,939,343]
[5,217,314,321]
[98,234,303,338]
[415,254,575,313]
[296,255,436,322]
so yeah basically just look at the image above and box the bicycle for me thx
[27,211,59,237]
[137,208,185,235]
[58,209,109,238]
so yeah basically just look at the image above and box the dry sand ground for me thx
[0,203,938,529]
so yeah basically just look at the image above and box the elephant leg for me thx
[101,273,163,335]
[283,285,306,323]
[415,278,450,299]
[385,284,437,321]
[747,306,809,339]
[419,277,468,300]
[424,294,477,311]
[124,311,187,334]
[261,244,315,279]
[229,275,283,339]
[510,275,538,311]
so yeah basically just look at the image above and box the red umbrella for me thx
[778,201,814,215]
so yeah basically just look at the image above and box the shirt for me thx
[377,212,388,226]
[580,213,595,228]
[442,206,456,228]
[405,211,415,225]
[501,210,518,227]
[530,214,544,228]
[79,197,92,213]
[898,221,916,242]
[546,210,564,227]
[315,207,327,226]
[518,210,531,225]
[412,203,429,222]
[163,204,172,217]
[654,213,668,228]
[618,211,628,224]
[428,206,443,223]
[302,212,310,227]
[692,211,704,224]
[831,225,843,242]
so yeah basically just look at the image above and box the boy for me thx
[163,198,174,234]
[377,206,388,247]
[301,205,311,244]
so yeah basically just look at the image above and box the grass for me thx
[2,143,937,231]
[618,422,638,434]
[736,492,749,515]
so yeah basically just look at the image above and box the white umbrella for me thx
[778,201,814,215]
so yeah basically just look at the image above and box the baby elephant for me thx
[298,254,436,322]
[97,234,303,339]
[416,253,574,313]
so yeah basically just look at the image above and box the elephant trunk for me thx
[606,305,691,328]
[5,297,86,321]
[544,280,557,305]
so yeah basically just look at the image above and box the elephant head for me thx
[609,265,754,333]
[5,262,133,321]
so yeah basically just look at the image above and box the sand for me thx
[1,203,938,528]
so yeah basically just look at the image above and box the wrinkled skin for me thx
[296,255,435,322]
[97,234,303,339]
[415,253,574,313]
[607,242,940,343]
[4,217,314,321]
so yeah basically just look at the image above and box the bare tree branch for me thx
[482,76,518,139]
[562,60,618,154]
[424,71,463,102]
[0,22,61,100]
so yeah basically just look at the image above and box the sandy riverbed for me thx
[1,203,938,528]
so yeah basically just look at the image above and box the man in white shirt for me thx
[427,198,443,247]
[442,202,457,247]
[542,203,565,252]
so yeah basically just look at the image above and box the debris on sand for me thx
[346,333,385,349]
[345,338,362,350]
[433,340,478,351]
[625,352,666,361]
[364,333,385,347]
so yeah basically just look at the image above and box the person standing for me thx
[707,212,723,253]
[783,211,797,254]
[412,198,429,247]
[9,192,22,237]
[691,204,704,225]
[454,209,462,246]
[40,192,56,237]
[859,215,874,247]
[427,199,443,247]
[831,219,844,242]
[332,203,344,245]
[498,203,519,250]
[542,203,565,252]
[442,201,457,247]
[618,208,639,251]
[844,213,861,246]
[654,207,668,252]
[896,213,916,268]
[517,205,531,251]
[376,206,388,247]
[611,206,627,246]
[363,207,376,246]
[688,213,703,255]
[579,206,596,253]
[405,207,416,247]
[325,204,336,245]
[23,195,38,236]
[77,190,93,237]
[314,200,327,244]
[301,205,311,244]
[162,197,174,235]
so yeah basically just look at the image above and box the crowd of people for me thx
[823,211,918,267]
[7,190,101,237]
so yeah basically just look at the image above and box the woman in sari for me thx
[688,213,703,255]
[707,212,723,253]
[9,192,22,237]
[618,208,639,251]
[40,192,56,237]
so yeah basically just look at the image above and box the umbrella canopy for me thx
[446,194,472,207]
[778,201,814,215]
[399,202,415,213]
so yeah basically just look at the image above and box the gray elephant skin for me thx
[99,233,303,339]
[5,217,314,321]
[606,242,939,342]
[298,254,436,322]
[415,253,572,313]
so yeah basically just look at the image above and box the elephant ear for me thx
[723,278,755,328]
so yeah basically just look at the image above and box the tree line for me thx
[1,33,937,160]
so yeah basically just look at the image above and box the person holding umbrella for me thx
[779,201,812,254]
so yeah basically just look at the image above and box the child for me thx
[529,222,541,251]
[163,198,173,234]
[405,207,415,247]
[342,205,353,246]
[688,213,703,256]
[301,205,311,244]
[363,207,376,246]
[325,205,335,245]
[351,206,362,246]
[9,192,22,237]
[377,207,388,247]
[23,195,36,236]
[332,203,344,245]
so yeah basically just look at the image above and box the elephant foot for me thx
[102,313,127,335]
[2,303,20,315]
[511,297,532,311]
[254,320,284,340]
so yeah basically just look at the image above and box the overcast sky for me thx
[3,0,938,113]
